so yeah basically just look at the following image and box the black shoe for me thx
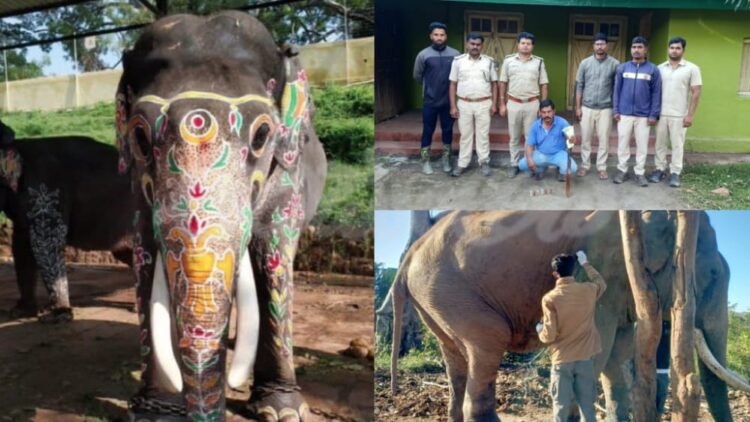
[480,162,492,177]
[557,171,566,182]
[613,170,627,184]
[507,166,519,178]
[669,173,681,188]
[648,170,665,183]
[636,174,649,187]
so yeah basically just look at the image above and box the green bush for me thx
[315,117,373,164]
[312,84,373,119]
[314,154,373,227]
[727,307,750,381]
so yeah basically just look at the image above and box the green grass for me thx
[2,102,116,145]
[686,138,750,154]
[314,151,373,227]
[681,163,750,209]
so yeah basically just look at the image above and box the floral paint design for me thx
[26,184,69,306]
[0,148,22,192]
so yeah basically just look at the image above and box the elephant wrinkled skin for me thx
[116,11,326,422]
[386,211,736,422]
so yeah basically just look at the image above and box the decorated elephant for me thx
[385,210,746,422]
[116,11,326,421]
[0,136,134,321]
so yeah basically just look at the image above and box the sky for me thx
[375,210,750,312]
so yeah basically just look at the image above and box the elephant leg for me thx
[9,229,39,318]
[697,323,732,421]
[464,347,502,422]
[600,324,634,422]
[415,302,467,421]
[246,219,307,421]
[127,213,186,421]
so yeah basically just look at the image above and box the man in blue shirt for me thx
[612,36,662,187]
[519,99,577,181]
[413,22,460,175]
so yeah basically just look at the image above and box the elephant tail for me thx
[389,258,410,396]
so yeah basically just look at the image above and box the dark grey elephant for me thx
[0,135,133,321]
[384,210,747,422]
[115,11,326,421]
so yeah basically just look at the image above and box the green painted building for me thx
[375,0,750,148]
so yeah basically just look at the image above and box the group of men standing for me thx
[413,22,702,188]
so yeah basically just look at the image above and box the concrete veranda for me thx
[375,152,712,210]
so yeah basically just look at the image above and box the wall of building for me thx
[666,9,750,141]
[0,37,374,112]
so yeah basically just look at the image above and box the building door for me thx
[465,11,523,67]
[566,15,627,109]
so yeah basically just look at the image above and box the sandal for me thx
[576,168,588,177]
[598,170,609,180]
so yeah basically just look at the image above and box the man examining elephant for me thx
[537,251,606,422]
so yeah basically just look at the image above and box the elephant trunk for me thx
[150,232,259,420]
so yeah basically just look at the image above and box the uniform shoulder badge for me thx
[454,53,467,60]
[532,54,544,62]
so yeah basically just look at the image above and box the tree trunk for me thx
[619,211,661,422]
[671,211,702,421]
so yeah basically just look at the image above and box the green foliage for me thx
[0,50,48,81]
[1,102,116,144]
[375,323,444,374]
[727,306,750,381]
[680,163,750,209]
[685,139,750,154]
[314,155,373,228]
[313,84,374,164]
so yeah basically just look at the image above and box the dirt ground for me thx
[374,367,750,422]
[0,263,374,421]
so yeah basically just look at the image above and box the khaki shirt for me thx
[449,54,498,99]
[659,59,702,118]
[539,263,606,365]
[499,53,549,99]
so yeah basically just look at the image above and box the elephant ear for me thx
[272,43,314,171]
[115,53,137,175]
[0,148,22,193]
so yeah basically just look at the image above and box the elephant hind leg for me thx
[10,231,39,318]
[414,302,468,422]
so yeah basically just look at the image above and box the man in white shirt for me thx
[448,33,498,177]
[649,36,702,188]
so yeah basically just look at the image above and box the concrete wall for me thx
[0,37,374,112]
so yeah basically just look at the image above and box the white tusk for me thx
[150,251,183,393]
[694,328,750,392]
[227,251,260,388]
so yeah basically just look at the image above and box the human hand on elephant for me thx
[576,250,588,265]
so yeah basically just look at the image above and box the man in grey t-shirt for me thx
[575,32,619,180]
[413,22,460,175]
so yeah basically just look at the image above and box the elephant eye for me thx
[128,115,152,162]
[248,114,275,158]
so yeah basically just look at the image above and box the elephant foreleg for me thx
[464,350,501,422]
[25,184,71,322]
[10,229,39,318]
[127,211,186,421]
[601,324,634,422]
[246,228,307,422]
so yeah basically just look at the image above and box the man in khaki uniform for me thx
[499,31,549,178]
[537,251,606,422]
[648,36,702,188]
[575,32,619,180]
[449,33,498,177]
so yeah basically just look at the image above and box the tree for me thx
[619,210,661,422]
[0,50,48,81]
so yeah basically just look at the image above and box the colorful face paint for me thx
[179,109,219,146]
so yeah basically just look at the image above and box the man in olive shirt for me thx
[499,32,549,178]
[537,251,606,422]
[575,33,619,180]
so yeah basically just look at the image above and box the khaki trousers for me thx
[507,100,538,166]
[616,115,650,176]
[457,99,492,168]
[655,116,687,175]
[580,106,612,172]
[550,358,596,422]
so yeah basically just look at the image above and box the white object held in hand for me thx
[536,321,544,334]
[563,126,575,149]
[576,250,588,265]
